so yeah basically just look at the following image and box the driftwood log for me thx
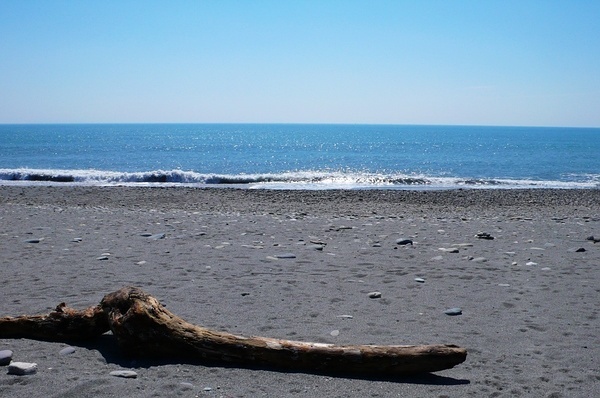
[0,286,467,376]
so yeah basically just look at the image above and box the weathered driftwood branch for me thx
[0,287,467,376]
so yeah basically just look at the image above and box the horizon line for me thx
[1,122,599,129]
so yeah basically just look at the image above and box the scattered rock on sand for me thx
[368,291,382,299]
[110,370,138,378]
[0,349,13,365]
[471,257,488,263]
[444,308,462,316]
[439,247,459,253]
[275,253,296,259]
[568,247,586,252]
[59,346,76,356]
[396,238,413,245]
[7,362,38,375]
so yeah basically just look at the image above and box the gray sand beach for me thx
[1,186,599,397]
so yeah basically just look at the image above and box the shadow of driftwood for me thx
[73,333,470,386]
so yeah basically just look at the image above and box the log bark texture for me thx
[0,286,467,376]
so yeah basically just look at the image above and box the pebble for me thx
[498,283,511,287]
[96,256,109,261]
[330,330,340,336]
[568,247,586,252]
[368,291,382,299]
[180,382,194,389]
[475,232,494,240]
[586,235,600,243]
[471,257,487,263]
[444,308,463,316]
[336,314,354,319]
[414,278,425,283]
[439,247,459,253]
[7,362,38,375]
[25,239,41,244]
[109,370,138,378]
[149,233,166,240]
[310,245,324,251]
[59,346,76,356]
[71,237,82,242]
[275,253,296,259]
[241,244,263,249]
[396,238,413,246]
[526,261,538,266]
[0,349,13,365]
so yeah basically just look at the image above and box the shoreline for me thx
[1,186,599,397]
[2,185,599,213]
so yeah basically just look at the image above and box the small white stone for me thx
[330,330,340,336]
[8,362,38,375]
[0,349,14,365]
[110,370,138,378]
[59,346,76,356]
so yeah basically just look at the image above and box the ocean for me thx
[0,124,598,190]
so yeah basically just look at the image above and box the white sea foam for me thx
[1,168,598,190]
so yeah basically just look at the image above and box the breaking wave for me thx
[0,168,598,190]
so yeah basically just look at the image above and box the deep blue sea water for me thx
[1,124,598,189]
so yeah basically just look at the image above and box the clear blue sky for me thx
[1,1,599,126]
